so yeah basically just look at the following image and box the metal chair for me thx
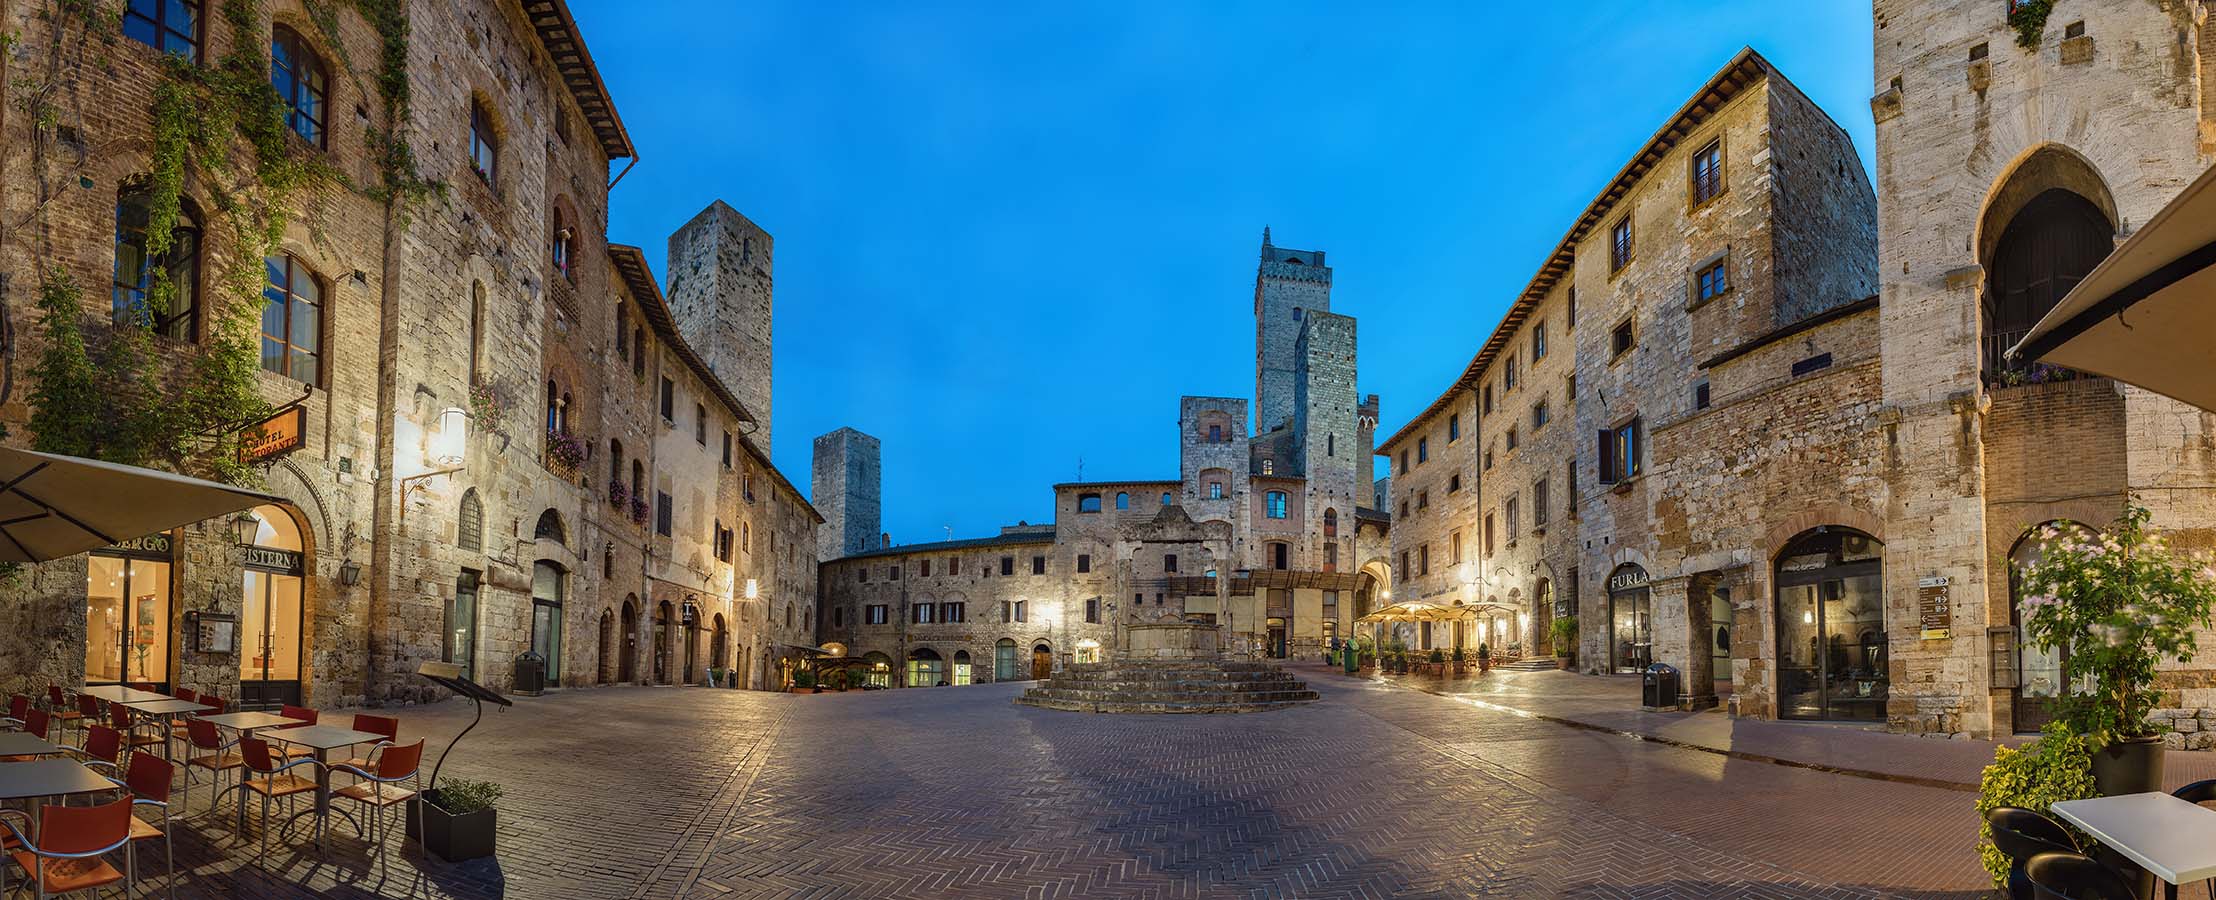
[235,736,319,865]
[1,710,53,763]
[3,694,30,730]
[183,718,242,819]
[273,705,318,759]
[1988,806,2080,900]
[107,751,176,900]
[104,703,163,764]
[42,687,81,743]
[70,696,100,748]
[2026,850,2139,900]
[0,793,136,899]
[336,715,400,785]
[65,724,124,779]
[333,739,425,864]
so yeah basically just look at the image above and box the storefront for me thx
[240,506,307,707]
[1774,528,1886,722]
[1608,564,1651,674]
[531,561,565,684]
[86,533,174,690]
[905,648,943,687]
[995,638,1018,681]
[862,651,892,688]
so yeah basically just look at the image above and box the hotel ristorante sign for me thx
[238,406,307,465]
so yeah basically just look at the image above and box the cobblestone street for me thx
[124,666,2054,898]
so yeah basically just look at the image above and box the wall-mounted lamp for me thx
[339,559,362,586]
[430,406,470,466]
[231,511,261,546]
[744,578,759,600]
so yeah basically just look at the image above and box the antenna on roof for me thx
[943,525,952,541]
[1077,455,1084,482]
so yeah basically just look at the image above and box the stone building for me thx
[816,233,1392,683]
[1383,49,1890,719]
[1873,0,2216,738]
[0,0,816,707]
[812,427,882,561]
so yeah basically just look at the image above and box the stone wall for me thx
[666,202,776,450]
[812,427,882,561]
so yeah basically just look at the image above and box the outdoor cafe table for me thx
[0,758,120,835]
[196,710,300,736]
[2052,792,2216,899]
[265,724,381,848]
[119,698,212,761]
[0,732,64,758]
[75,685,171,705]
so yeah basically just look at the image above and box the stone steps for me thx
[1497,658,1561,672]
[1016,659,1319,714]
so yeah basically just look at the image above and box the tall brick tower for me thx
[812,427,882,561]
[1253,228,1333,435]
[666,201,775,447]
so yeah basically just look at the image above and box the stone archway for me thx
[1974,144,2118,383]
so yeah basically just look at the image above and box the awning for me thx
[2011,162,2216,411]
[0,446,280,562]
[1356,601,1474,624]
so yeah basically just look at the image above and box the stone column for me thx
[1647,577,1700,709]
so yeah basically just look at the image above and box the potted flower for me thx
[607,477,630,509]
[1451,645,1467,675]
[1552,616,1578,670]
[544,428,586,473]
[2018,501,2216,796]
[629,496,650,524]
[1477,642,1492,674]
[408,777,503,862]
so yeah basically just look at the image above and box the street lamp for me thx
[401,406,471,521]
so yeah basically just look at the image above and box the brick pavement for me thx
[44,672,2131,898]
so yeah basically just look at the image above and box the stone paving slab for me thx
[56,672,2167,897]
[1317,662,2216,792]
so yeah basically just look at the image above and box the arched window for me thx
[270,26,328,146]
[551,204,576,283]
[123,0,201,61]
[1984,188,2114,381]
[113,188,199,340]
[1161,492,1172,506]
[1323,508,1339,537]
[994,638,1018,681]
[608,439,624,488]
[1261,459,1275,476]
[457,489,484,551]
[544,380,560,434]
[1077,493,1101,513]
[261,254,322,383]
[1115,492,1129,510]
[1774,528,1885,721]
[470,97,499,185]
[534,508,565,543]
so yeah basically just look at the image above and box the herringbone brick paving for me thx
[78,669,2186,897]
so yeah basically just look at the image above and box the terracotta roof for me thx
[1378,48,1775,453]
[522,0,635,161]
[606,244,820,524]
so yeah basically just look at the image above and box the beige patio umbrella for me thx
[2010,162,2216,412]
[1356,601,1473,649]
[0,446,280,562]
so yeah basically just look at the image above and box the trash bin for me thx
[514,651,546,695]
[1642,663,1678,709]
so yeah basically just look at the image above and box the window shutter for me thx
[1597,430,1616,484]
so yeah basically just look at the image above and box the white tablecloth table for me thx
[2052,792,2216,899]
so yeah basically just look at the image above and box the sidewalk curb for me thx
[1334,667,1981,793]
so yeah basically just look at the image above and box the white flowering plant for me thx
[2018,501,2216,741]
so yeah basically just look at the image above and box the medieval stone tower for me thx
[812,427,883,562]
[666,201,775,447]
[1253,228,1333,435]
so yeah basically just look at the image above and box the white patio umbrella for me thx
[0,446,281,562]
[2011,162,2216,412]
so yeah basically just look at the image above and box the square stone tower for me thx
[812,427,882,561]
[666,201,775,448]
[1254,228,1332,435]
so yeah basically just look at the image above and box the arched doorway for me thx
[1979,147,2116,382]
[619,596,639,683]
[994,638,1018,681]
[596,608,613,684]
[907,648,943,687]
[711,613,728,678]
[1607,565,1651,674]
[241,505,309,707]
[1532,578,1553,654]
[952,649,972,685]
[1030,642,1052,680]
[1265,617,1288,658]
[1775,528,1886,722]
[2010,521,2093,732]
[862,651,892,688]
[530,560,566,685]
[652,600,672,684]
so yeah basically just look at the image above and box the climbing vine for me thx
[2007,0,2055,50]
[16,0,439,485]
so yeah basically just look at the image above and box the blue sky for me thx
[575,1,1877,546]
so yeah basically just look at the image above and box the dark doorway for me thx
[1030,644,1052,680]
[1775,529,1886,722]
[619,597,639,683]
[1984,188,2113,381]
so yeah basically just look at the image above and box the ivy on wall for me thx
[15,0,440,485]
[2007,0,2056,50]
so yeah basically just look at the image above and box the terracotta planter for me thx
[1555,655,1574,670]
[2091,734,2166,797]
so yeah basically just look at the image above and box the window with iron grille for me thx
[1610,218,1633,272]
[1691,139,1723,206]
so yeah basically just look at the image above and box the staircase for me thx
[1496,657,1562,672]
[1015,660,1319,714]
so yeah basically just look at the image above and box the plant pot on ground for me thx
[407,778,503,863]
[2017,501,2216,797]
[1551,616,1579,670]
